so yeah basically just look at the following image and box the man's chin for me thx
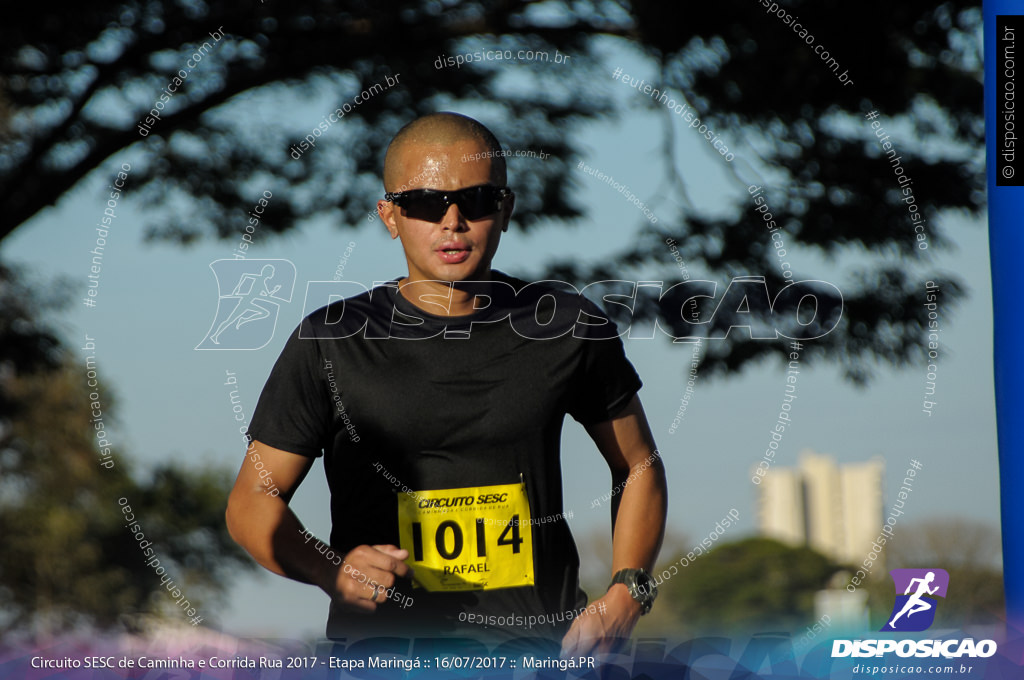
[423,265,492,284]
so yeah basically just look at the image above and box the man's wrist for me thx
[605,583,644,618]
[608,567,657,614]
[310,548,341,595]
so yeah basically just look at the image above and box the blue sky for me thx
[3,37,996,640]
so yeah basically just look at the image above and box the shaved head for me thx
[383,112,506,191]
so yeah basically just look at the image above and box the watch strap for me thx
[608,568,656,614]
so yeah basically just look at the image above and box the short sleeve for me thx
[566,298,643,425]
[247,325,333,457]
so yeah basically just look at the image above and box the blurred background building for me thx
[756,449,884,632]
[758,449,884,568]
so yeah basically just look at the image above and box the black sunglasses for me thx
[384,185,512,222]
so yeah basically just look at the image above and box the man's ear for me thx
[378,200,400,239]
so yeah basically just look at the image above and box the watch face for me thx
[631,570,657,611]
[612,568,657,613]
[634,571,654,596]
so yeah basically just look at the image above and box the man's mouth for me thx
[436,242,472,263]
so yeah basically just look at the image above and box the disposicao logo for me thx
[832,568,997,659]
[196,259,296,350]
[882,568,949,632]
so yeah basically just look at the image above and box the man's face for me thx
[378,139,513,286]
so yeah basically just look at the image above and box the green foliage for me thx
[657,538,843,636]
[0,267,253,635]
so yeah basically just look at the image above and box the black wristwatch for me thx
[608,568,657,615]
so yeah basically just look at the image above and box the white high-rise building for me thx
[756,449,885,569]
[838,458,885,566]
[758,466,806,546]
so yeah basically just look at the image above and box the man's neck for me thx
[396,273,498,318]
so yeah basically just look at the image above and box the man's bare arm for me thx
[225,440,410,613]
[600,397,667,577]
[561,394,668,656]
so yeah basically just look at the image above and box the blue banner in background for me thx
[985,0,1024,645]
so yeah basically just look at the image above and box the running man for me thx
[888,571,939,628]
[226,112,667,655]
[210,264,281,344]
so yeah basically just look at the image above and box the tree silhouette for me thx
[1,1,981,382]
[0,267,253,634]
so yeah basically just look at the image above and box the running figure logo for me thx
[196,259,296,350]
[881,568,950,632]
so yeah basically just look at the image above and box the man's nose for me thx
[439,203,468,230]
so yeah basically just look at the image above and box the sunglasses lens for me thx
[394,186,506,222]
[400,193,449,222]
[455,186,500,220]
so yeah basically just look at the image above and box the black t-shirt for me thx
[247,270,642,640]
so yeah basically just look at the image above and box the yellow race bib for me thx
[397,482,535,592]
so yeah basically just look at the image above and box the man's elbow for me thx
[642,457,668,503]
[630,450,666,479]
[225,490,246,546]
[225,484,265,546]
